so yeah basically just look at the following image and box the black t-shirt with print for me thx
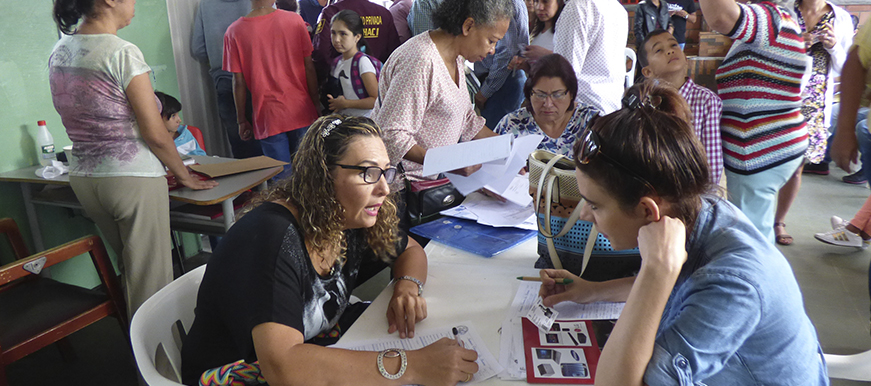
[180,202,401,385]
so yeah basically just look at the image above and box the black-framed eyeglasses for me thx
[334,164,399,184]
[577,129,657,195]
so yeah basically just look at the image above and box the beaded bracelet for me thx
[376,348,407,380]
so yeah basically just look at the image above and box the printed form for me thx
[332,321,503,384]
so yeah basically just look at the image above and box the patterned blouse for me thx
[493,103,600,156]
[372,32,485,181]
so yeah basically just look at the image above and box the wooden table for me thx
[0,156,281,251]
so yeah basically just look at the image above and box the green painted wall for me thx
[0,1,197,287]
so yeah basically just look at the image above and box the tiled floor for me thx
[6,167,871,385]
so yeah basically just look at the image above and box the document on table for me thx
[498,282,625,380]
[440,191,537,230]
[332,321,503,384]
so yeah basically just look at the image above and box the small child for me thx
[638,29,723,185]
[326,9,381,117]
[155,91,206,157]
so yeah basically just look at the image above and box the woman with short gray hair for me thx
[372,0,513,225]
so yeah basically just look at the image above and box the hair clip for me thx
[642,95,663,109]
[622,93,640,109]
[322,118,342,138]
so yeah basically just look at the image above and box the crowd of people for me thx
[48,0,869,383]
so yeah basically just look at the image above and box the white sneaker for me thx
[815,227,868,249]
[831,215,848,230]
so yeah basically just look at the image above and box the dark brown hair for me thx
[253,115,400,262]
[637,29,673,69]
[523,53,578,115]
[530,0,565,37]
[573,80,709,227]
[53,0,96,34]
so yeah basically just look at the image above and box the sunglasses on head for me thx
[577,129,657,196]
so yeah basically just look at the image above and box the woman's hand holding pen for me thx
[406,338,478,386]
[538,269,588,307]
[387,280,428,339]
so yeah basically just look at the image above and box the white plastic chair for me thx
[825,350,871,381]
[625,47,637,89]
[131,265,206,386]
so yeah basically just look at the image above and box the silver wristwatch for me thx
[397,275,424,296]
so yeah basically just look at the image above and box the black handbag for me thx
[320,75,343,114]
[405,178,463,226]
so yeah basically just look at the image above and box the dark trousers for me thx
[214,76,263,159]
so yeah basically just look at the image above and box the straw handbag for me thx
[528,150,640,280]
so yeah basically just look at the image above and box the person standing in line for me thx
[474,0,529,128]
[311,0,400,82]
[634,0,673,47]
[667,0,697,50]
[389,0,413,43]
[224,0,319,179]
[548,0,628,114]
[50,0,218,315]
[701,0,808,244]
[191,0,264,159]
[772,0,853,245]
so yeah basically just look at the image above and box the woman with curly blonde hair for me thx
[181,115,479,386]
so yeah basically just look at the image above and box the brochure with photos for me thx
[522,318,601,384]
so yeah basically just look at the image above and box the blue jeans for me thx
[260,127,308,180]
[725,157,804,244]
[214,76,263,159]
[858,113,871,183]
[481,70,527,129]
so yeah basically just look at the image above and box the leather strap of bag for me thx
[534,153,599,275]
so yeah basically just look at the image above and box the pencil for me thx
[516,276,574,285]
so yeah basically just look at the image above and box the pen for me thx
[452,327,464,348]
[516,276,574,285]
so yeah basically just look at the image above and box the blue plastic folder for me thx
[410,217,537,258]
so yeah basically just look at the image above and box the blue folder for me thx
[410,217,537,258]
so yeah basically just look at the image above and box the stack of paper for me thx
[422,134,544,206]
[497,282,625,380]
[440,191,537,230]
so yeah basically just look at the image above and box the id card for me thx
[525,297,559,332]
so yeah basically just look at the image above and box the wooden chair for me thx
[0,220,128,386]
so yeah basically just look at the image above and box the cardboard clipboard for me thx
[189,156,287,178]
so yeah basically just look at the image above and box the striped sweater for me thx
[716,2,808,175]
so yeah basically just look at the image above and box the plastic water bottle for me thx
[35,120,55,167]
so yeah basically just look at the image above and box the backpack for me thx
[331,51,382,100]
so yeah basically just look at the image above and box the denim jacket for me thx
[644,197,828,385]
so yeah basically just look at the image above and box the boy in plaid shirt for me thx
[639,29,723,184]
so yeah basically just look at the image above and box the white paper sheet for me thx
[510,282,624,321]
[439,192,536,230]
[422,135,512,177]
[442,134,544,198]
[332,321,503,384]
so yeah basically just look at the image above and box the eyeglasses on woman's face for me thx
[334,164,399,184]
[531,89,568,102]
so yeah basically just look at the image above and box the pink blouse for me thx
[372,32,485,181]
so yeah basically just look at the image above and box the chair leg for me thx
[171,231,185,275]
[56,337,78,363]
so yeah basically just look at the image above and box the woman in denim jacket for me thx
[538,81,828,385]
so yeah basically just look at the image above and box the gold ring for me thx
[464,373,472,382]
